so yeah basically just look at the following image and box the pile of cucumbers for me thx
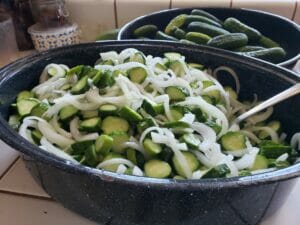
[132,9,286,63]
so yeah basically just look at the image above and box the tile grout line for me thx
[230,0,233,8]
[114,0,119,28]
[0,189,53,201]
[291,0,298,21]
[169,0,172,9]
[0,155,20,180]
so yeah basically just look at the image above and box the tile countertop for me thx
[0,140,300,225]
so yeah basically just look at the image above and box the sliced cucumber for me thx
[202,80,221,103]
[224,86,237,100]
[143,138,162,156]
[30,102,49,118]
[125,52,146,64]
[99,104,118,117]
[95,134,114,155]
[163,121,189,129]
[81,110,99,119]
[165,86,188,101]
[144,159,172,178]
[71,140,94,155]
[101,153,125,172]
[101,116,129,134]
[17,98,39,117]
[128,67,147,84]
[259,140,292,158]
[59,105,78,122]
[31,129,43,144]
[85,144,100,167]
[164,52,182,61]
[119,106,143,123]
[250,155,268,171]
[188,63,204,70]
[71,75,89,94]
[220,131,246,151]
[169,60,185,76]
[17,91,34,102]
[202,164,230,178]
[137,118,155,133]
[180,133,201,148]
[79,117,101,132]
[172,151,199,177]
[109,131,130,154]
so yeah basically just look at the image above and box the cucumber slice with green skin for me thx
[164,52,182,61]
[208,33,248,50]
[96,28,120,40]
[67,65,84,76]
[205,120,222,135]
[133,24,158,38]
[137,118,155,133]
[85,144,100,167]
[259,141,292,158]
[258,36,280,48]
[71,140,94,155]
[171,27,186,39]
[59,105,78,122]
[188,63,204,70]
[163,121,190,129]
[179,39,197,45]
[165,86,189,101]
[17,91,34,102]
[190,107,207,122]
[130,52,146,64]
[172,151,199,177]
[81,110,99,119]
[173,175,185,180]
[239,169,252,176]
[268,159,290,169]
[155,31,178,41]
[60,84,72,91]
[101,153,125,172]
[224,86,237,100]
[109,131,130,154]
[143,138,162,156]
[159,147,173,162]
[17,98,40,117]
[154,63,168,74]
[258,121,281,139]
[188,22,230,37]
[241,47,286,63]
[30,102,49,118]
[95,134,114,155]
[170,106,185,121]
[31,129,43,144]
[169,60,185,76]
[220,131,246,151]
[202,95,215,105]
[154,104,165,114]
[97,59,115,66]
[250,155,268,171]
[99,104,118,117]
[101,116,129,134]
[224,17,262,41]
[128,67,147,84]
[202,164,230,178]
[71,75,89,94]
[72,154,83,162]
[92,70,102,85]
[8,115,20,130]
[186,32,212,44]
[191,9,222,24]
[126,148,138,164]
[96,70,116,88]
[144,159,172,178]
[119,106,143,123]
[202,80,221,102]
[141,100,157,116]
[185,15,222,28]
[165,14,187,34]
[79,117,102,132]
[234,45,265,52]
[180,133,201,148]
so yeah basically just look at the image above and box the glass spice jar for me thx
[30,0,70,27]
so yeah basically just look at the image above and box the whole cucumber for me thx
[155,31,178,41]
[241,47,286,63]
[188,21,230,37]
[224,17,261,41]
[186,32,211,44]
[185,15,222,27]
[191,9,222,24]
[207,33,248,50]
[133,24,158,38]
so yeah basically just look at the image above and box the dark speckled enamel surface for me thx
[118,8,300,67]
[0,41,300,225]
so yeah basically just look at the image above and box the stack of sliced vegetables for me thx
[132,9,286,63]
[9,48,300,179]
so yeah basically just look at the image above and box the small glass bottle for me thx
[30,0,70,27]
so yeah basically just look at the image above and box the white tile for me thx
[261,179,300,225]
[294,0,300,24]
[0,158,50,198]
[0,140,19,177]
[171,0,231,8]
[65,0,116,41]
[232,0,297,20]
[116,0,171,27]
[0,193,99,225]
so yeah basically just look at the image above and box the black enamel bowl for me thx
[118,8,300,67]
[1,41,300,225]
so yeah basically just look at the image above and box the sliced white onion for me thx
[96,158,134,169]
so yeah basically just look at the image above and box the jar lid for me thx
[28,22,77,35]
